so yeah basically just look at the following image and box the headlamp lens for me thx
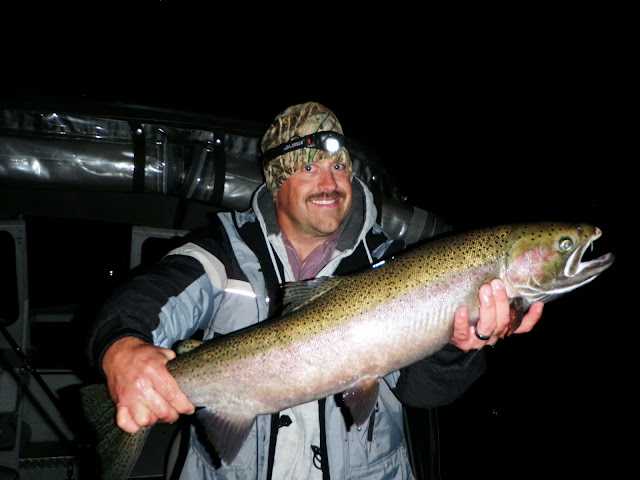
[263,131,345,166]
[323,137,341,153]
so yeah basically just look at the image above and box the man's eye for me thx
[303,164,314,172]
[333,163,345,171]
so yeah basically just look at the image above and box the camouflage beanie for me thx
[261,102,352,197]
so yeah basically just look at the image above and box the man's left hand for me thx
[450,279,544,351]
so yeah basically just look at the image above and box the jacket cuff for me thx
[92,327,153,378]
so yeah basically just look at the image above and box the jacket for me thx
[89,179,486,479]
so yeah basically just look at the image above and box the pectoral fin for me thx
[282,277,345,314]
[507,297,526,335]
[342,378,379,426]
[196,408,255,465]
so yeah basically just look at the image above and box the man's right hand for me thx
[102,336,196,434]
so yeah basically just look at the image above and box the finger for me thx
[121,374,167,427]
[514,301,544,334]
[158,380,196,416]
[130,367,189,423]
[475,283,497,340]
[491,279,510,338]
[452,306,471,342]
[140,386,181,424]
[116,405,142,434]
[131,401,158,429]
[146,355,195,417]
[157,347,177,362]
[450,306,485,352]
[118,380,185,429]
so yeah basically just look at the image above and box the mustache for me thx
[307,191,346,202]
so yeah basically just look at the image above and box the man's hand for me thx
[451,279,544,351]
[102,336,195,434]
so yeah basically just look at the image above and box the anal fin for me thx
[196,408,256,465]
[342,378,379,426]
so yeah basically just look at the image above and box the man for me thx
[88,102,543,479]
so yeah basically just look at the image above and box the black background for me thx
[2,7,629,478]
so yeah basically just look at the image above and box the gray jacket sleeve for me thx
[392,345,487,408]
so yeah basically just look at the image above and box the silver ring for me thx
[474,328,492,341]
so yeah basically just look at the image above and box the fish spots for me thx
[171,222,604,387]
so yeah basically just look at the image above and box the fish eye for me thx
[559,238,573,251]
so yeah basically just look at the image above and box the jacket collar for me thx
[252,177,377,253]
[251,178,378,280]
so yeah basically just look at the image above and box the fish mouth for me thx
[554,227,615,296]
[565,227,615,279]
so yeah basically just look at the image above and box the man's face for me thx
[274,156,352,241]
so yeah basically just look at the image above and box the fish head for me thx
[503,223,615,303]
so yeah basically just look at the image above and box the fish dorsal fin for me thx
[282,276,344,314]
[174,339,205,355]
[196,408,256,465]
[342,377,380,426]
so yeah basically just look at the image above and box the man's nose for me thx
[317,166,338,191]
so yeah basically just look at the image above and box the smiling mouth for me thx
[309,193,343,206]
[311,198,339,205]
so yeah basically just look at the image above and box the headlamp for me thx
[263,131,345,167]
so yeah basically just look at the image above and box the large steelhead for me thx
[81,222,614,480]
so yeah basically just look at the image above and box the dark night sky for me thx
[2,20,630,477]
[4,3,628,228]
[33,80,626,235]
[8,63,625,222]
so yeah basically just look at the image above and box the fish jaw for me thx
[503,223,615,303]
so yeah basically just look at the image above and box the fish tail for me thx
[80,384,151,480]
